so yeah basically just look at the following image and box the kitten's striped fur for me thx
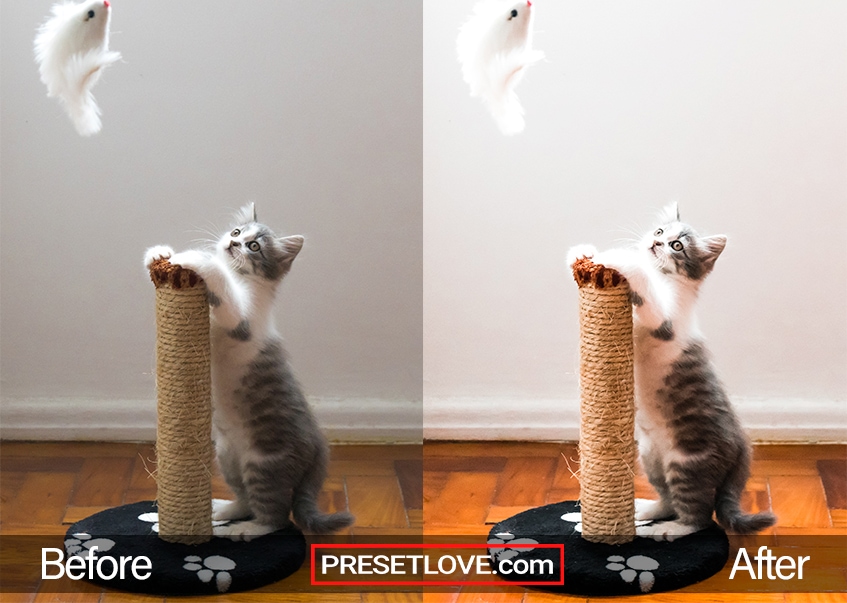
[567,203,775,541]
[144,203,354,540]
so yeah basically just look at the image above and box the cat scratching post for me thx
[60,257,306,595]
[149,258,213,545]
[572,257,635,545]
[486,256,728,596]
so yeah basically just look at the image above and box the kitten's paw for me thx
[168,250,209,274]
[213,520,275,542]
[144,245,174,269]
[211,499,251,522]
[566,244,597,268]
[636,520,699,542]
[634,498,674,522]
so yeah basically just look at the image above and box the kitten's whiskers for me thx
[612,222,646,249]
[189,221,225,251]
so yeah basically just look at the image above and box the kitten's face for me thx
[640,204,727,281]
[215,204,303,282]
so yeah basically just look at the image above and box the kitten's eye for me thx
[247,241,260,252]
[231,229,241,237]
[509,9,518,18]
[655,228,663,236]
[87,9,95,18]
[670,240,684,251]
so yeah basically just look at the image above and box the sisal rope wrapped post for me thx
[149,258,213,545]
[572,257,636,545]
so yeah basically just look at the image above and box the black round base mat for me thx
[64,501,306,595]
[488,500,729,596]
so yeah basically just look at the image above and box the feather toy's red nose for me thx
[104,1,110,6]
[527,1,532,6]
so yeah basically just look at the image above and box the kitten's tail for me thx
[293,498,355,534]
[716,503,776,534]
[715,445,777,534]
[292,446,355,534]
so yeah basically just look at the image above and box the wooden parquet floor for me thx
[424,442,847,603]
[0,442,422,602]
[0,441,845,602]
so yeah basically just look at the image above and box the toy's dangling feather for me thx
[34,0,121,136]
[457,0,544,135]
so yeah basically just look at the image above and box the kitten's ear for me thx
[234,202,257,225]
[701,234,727,270]
[659,202,680,223]
[278,235,304,263]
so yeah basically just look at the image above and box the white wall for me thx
[0,1,422,441]
[424,1,847,440]
[2,2,845,444]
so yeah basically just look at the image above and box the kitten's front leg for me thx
[168,251,248,331]
[591,249,673,333]
[166,250,214,292]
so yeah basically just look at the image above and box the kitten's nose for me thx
[230,241,241,248]
[653,241,663,247]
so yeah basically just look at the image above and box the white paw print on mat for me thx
[64,532,116,559]
[560,512,584,533]
[486,532,539,563]
[606,554,659,593]
[560,511,652,534]
[138,512,160,533]
[139,505,231,533]
[184,555,236,593]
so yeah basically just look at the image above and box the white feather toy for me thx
[457,0,544,135]
[34,0,121,136]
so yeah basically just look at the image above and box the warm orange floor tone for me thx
[424,442,847,603]
[1,442,845,602]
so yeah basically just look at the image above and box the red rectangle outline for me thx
[310,543,565,586]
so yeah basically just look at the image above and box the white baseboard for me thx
[424,396,847,443]
[3,396,843,443]
[0,397,422,443]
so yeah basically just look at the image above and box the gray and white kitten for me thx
[567,203,776,541]
[144,203,354,540]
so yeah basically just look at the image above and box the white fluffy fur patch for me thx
[34,0,121,136]
[457,0,544,135]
